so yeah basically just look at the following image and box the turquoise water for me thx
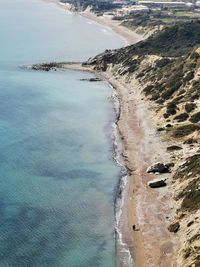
[0,0,125,266]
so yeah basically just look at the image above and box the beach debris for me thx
[146,162,172,174]
[148,178,167,188]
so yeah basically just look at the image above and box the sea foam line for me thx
[110,90,134,267]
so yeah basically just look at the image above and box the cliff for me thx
[84,20,200,267]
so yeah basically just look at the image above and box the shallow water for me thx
[0,0,125,266]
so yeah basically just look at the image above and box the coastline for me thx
[43,0,142,45]
[100,71,178,267]
[39,1,178,266]
[30,60,178,266]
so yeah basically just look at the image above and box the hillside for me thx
[84,21,200,267]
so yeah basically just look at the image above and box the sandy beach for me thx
[42,1,178,266]
[100,72,178,267]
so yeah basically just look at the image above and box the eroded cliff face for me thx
[84,21,200,267]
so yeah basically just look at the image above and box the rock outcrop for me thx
[148,178,167,188]
[146,162,171,174]
[85,21,200,267]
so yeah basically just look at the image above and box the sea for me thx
[0,0,127,266]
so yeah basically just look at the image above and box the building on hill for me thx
[138,1,195,10]
[116,4,150,14]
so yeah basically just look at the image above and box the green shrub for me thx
[156,58,171,68]
[185,102,196,113]
[174,113,189,122]
[190,112,200,123]
[143,85,154,96]
[183,71,194,83]
[181,190,200,211]
[174,154,200,180]
[172,124,200,138]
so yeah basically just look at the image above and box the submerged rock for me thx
[146,162,171,173]
[80,77,101,82]
[148,178,167,188]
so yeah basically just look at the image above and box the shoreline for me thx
[28,60,178,266]
[38,1,178,266]
[43,0,142,45]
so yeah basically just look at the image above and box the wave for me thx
[110,89,134,267]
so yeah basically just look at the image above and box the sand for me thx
[100,72,178,267]
[40,1,178,266]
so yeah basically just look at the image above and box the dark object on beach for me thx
[132,224,139,231]
[146,162,171,173]
[148,178,167,188]
[187,221,194,227]
[80,77,101,82]
[157,127,165,132]
[167,145,182,151]
[168,222,180,233]
[165,123,172,128]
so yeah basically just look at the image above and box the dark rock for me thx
[167,145,182,151]
[183,138,197,144]
[168,222,180,233]
[157,127,165,132]
[146,162,171,173]
[132,224,139,231]
[80,77,101,82]
[187,221,194,227]
[148,178,167,188]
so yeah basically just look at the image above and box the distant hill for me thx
[60,0,117,12]
[86,21,200,68]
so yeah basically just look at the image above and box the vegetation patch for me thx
[189,234,200,244]
[184,247,192,259]
[174,113,189,122]
[190,112,200,123]
[174,154,200,181]
[171,124,200,138]
[185,102,196,113]
[177,177,200,212]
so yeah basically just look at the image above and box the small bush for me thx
[174,154,200,180]
[183,71,194,83]
[190,112,200,123]
[156,58,171,68]
[184,247,192,259]
[185,102,196,113]
[150,92,160,101]
[181,190,200,211]
[174,113,189,122]
[143,85,154,96]
[172,124,200,138]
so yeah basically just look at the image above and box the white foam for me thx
[110,90,134,267]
